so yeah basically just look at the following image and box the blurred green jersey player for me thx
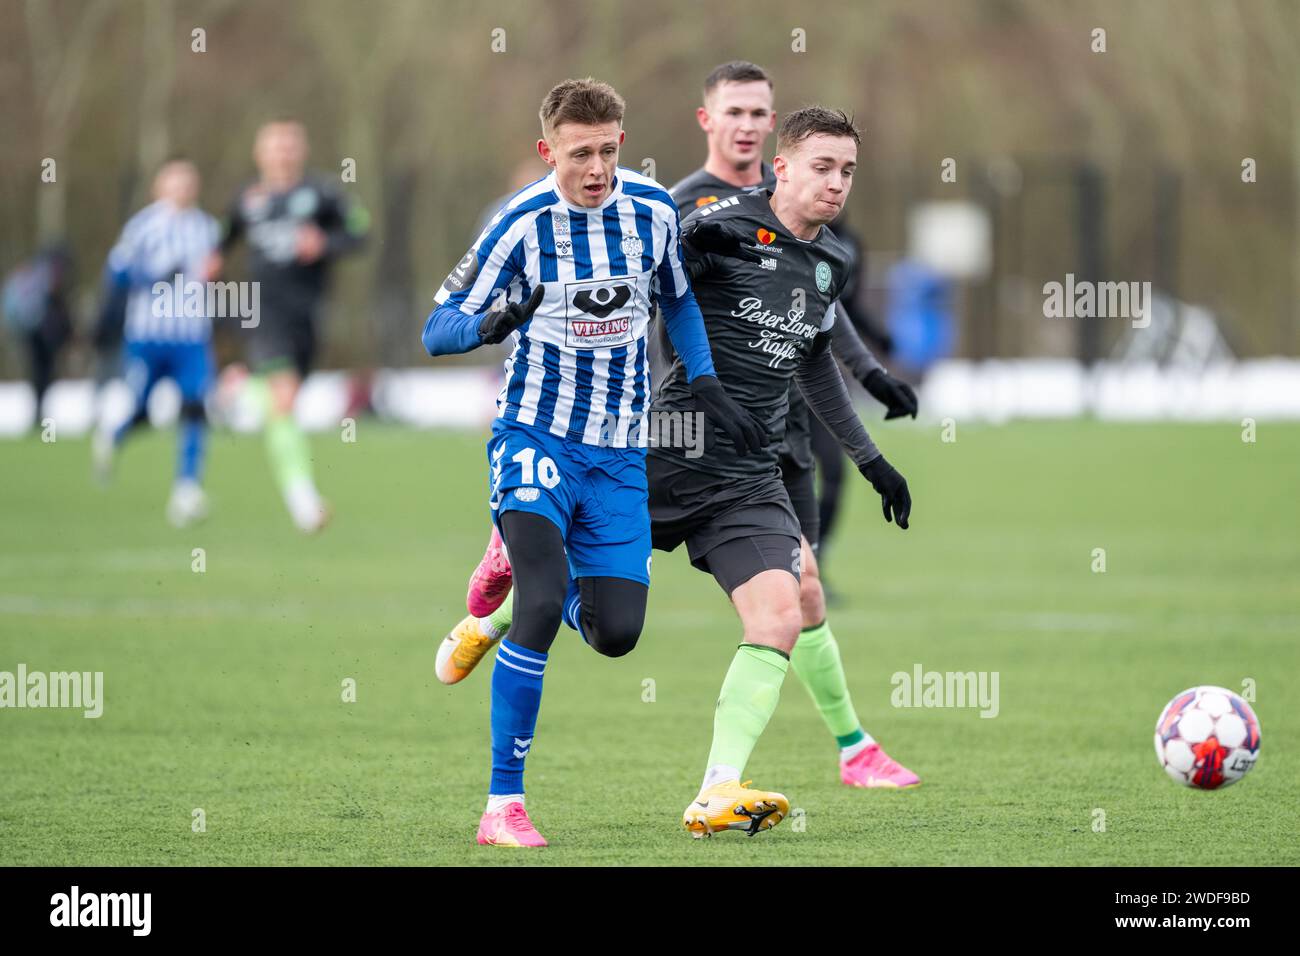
[207,119,368,532]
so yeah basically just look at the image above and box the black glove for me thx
[859,455,911,529]
[690,375,768,456]
[864,368,918,420]
[478,284,545,345]
[683,221,765,265]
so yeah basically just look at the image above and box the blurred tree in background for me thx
[1,0,1296,374]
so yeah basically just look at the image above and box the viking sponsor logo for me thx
[573,285,632,319]
[571,316,631,341]
[442,250,479,293]
[564,279,637,348]
[50,886,151,936]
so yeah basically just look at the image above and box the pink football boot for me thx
[466,525,513,618]
[841,743,921,789]
[476,802,548,847]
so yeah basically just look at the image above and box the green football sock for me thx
[264,411,315,493]
[790,619,866,748]
[482,601,513,638]
[704,643,790,776]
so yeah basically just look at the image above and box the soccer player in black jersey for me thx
[662,64,921,816]
[205,119,368,532]
[655,106,914,836]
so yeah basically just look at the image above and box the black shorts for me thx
[246,308,317,378]
[780,453,820,551]
[648,453,801,595]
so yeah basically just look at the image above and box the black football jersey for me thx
[652,189,854,477]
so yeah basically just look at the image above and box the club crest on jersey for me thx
[564,278,636,348]
[694,195,719,208]
[815,261,832,293]
[288,188,319,219]
[552,211,571,236]
[620,233,643,258]
[756,228,776,244]
[240,189,270,222]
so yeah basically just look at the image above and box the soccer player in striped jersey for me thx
[92,159,220,527]
[457,63,922,809]
[422,78,761,847]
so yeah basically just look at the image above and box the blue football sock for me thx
[489,639,548,795]
[178,418,206,482]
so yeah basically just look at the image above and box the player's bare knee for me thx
[742,595,802,653]
[799,573,825,626]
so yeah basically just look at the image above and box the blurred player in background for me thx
[205,119,368,533]
[2,242,74,424]
[92,159,219,527]
[423,78,760,848]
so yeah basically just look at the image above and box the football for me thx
[1154,686,1261,789]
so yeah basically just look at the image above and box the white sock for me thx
[701,764,741,792]
[840,733,877,762]
[285,477,323,528]
[486,793,523,813]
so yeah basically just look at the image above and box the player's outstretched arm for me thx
[422,284,544,357]
[796,331,911,529]
[828,303,918,420]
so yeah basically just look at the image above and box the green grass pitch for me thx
[1,420,1296,865]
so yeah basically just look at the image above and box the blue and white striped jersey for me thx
[431,167,699,447]
[107,201,220,344]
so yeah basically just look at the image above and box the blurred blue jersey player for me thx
[421,78,762,847]
[93,159,220,527]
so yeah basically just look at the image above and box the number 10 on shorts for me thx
[512,447,561,489]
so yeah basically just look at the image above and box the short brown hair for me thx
[539,78,626,140]
[777,107,860,154]
[702,61,773,102]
